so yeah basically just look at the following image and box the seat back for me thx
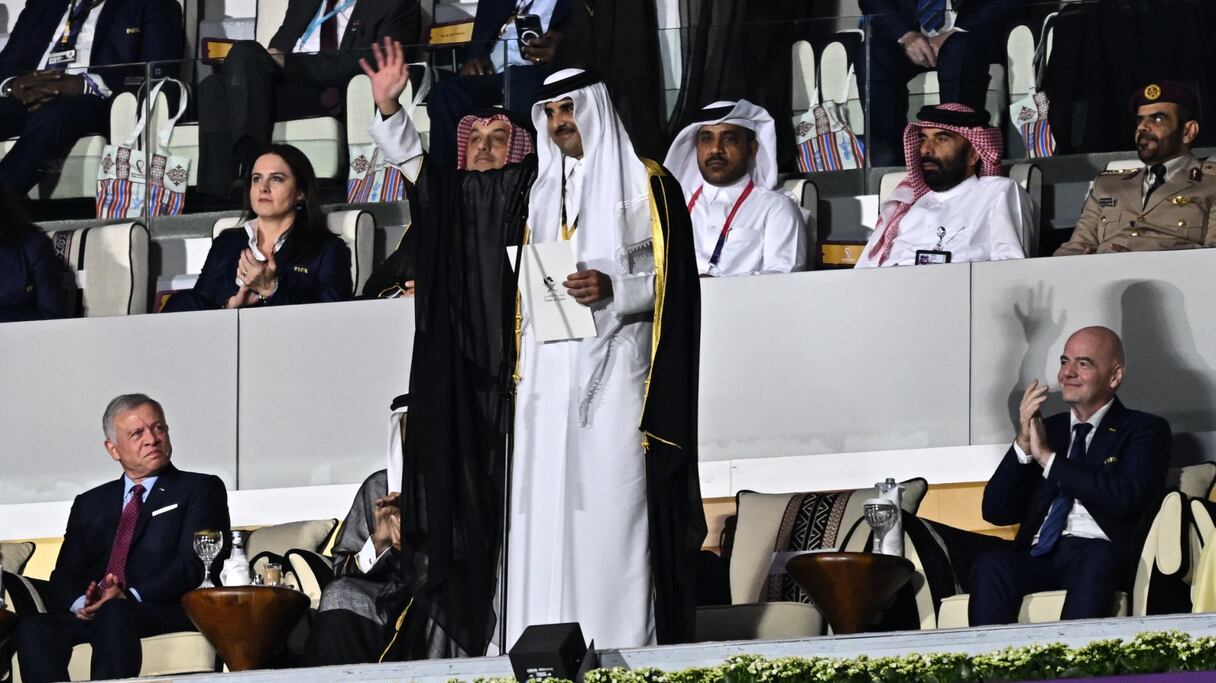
[780,177,819,268]
[346,73,431,150]
[255,0,291,48]
[51,222,150,316]
[1132,491,1201,616]
[212,211,374,295]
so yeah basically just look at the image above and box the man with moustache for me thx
[855,103,1031,267]
[969,326,1171,625]
[1056,82,1216,255]
[14,394,230,682]
[663,100,806,276]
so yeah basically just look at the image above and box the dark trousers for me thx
[860,30,999,167]
[425,64,547,169]
[967,536,1124,626]
[197,40,334,196]
[0,94,109,195]
[300,608,388,666]
[14,599,195,683]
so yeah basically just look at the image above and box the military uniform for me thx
[1055,154,1216,255]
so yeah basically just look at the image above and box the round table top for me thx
[181,585,310,672]
[785,551,916,635]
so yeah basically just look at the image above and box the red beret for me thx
[1129,81,1201,117]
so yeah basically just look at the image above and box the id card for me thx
[47,49,77,66]
[915,249,951,265]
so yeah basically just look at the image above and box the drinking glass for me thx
[261,562,283,587]
[863,501,898,554]
[193,529,223,588]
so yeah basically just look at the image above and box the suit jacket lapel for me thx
[91,0,124,53]
[131,465,178,545]
[1086,397,1127,465]
[341,0,373,51]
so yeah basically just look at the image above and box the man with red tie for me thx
[197,0,420,197]
[13,394,229,682]
[970,327,1171,625]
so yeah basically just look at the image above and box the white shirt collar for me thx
[1071,397,1116,431]
[244,220,290,261]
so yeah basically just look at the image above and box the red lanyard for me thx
[688,180,755,268]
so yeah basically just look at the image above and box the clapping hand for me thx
[1018,379,1052,465]
[359,37,411,117]
[226,249,277,308]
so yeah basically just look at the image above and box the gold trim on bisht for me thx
[639,158,676,452]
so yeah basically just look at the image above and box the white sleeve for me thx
[610,273,655,317]
[1012,441,1033,464]
[367,107,425,183]
[987,182,1031,260]
[761,197,808,273]
[354,536,390,574]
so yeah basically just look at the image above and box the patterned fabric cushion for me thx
[755,479,928,604]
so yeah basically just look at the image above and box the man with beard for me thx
[664,100,806,276]
[855,103,1031,267]
[1056,81,1216,255]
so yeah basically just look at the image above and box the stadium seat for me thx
[50,222,151,316]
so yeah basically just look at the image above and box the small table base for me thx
[182,586,309,671]
[786,551,915,634]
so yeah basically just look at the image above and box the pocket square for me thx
[151,503,178,516]
[1104,456,1118,465]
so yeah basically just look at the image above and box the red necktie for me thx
[103,484,145,587]
[320,0,339,53]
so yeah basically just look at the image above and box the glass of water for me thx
[863,500,898,554]
[193,529,223,589]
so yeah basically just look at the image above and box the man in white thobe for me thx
[506,68,703,650]
[856,103,1032,267]
[664,99,807,276]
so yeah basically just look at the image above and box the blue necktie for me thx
[1030,422,1093,557]
[917,0,946,32]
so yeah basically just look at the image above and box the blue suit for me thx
[0,229,69,323]
[858,0,1021,166]
[14,465,230,682]
[162,226,353,312]
[0,0,184,194]
[969,397,1172,625]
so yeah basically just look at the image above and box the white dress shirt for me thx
[855,175,1030,268]
[1014,398,1115,543]
[295,0,355,54]
[688,175,806,276]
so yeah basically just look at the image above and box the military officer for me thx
[1056,81,1216,256]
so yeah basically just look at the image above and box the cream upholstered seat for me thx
[50,222,151,316]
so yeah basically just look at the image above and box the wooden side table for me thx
[0,608,16,648]
[785,551,915,634]
[182,586,309,671]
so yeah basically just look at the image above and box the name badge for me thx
[1098,197,1117,208]
[915,249,951,265]
[47,49,77,66]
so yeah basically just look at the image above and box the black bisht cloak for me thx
[384,142,537,659]
[640,160,707,645]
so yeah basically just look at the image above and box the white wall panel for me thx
[698,265,972,462]
[0,310,238,503]
[970,250,1216,462]
[236,298,414,489]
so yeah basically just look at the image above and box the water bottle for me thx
[219,530,252,586]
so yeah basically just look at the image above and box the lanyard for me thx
[61,0,105,46]
[297,0,358,48]
[688,180,755,267]
[560,159,578,241]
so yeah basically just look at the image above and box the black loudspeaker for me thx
[508,622,597,681]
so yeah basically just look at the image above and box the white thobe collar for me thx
[700,173,751,207]
[563,156,583,226]
[918,174,980,206]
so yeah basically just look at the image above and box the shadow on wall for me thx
[1117,279,1216,466]
[1004,281,1071,429]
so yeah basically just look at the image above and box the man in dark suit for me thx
[0,0,183,195]
[858,0,1020,166]
[426,0,569,168]
[197,0,420,197]
[970,326,1172,625]
[14,394,230,682]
